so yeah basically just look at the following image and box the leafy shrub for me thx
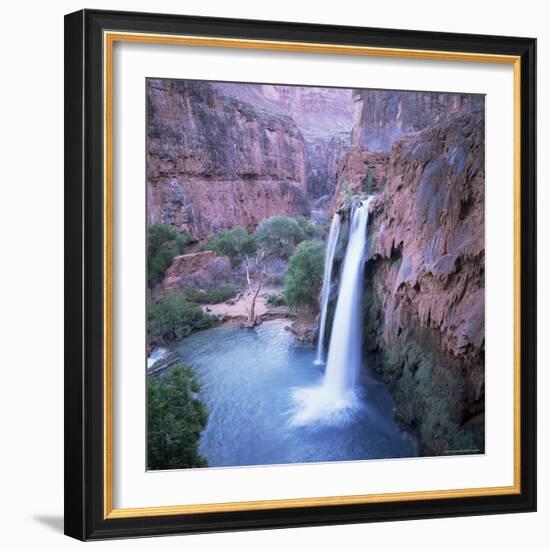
[294,216,322,240]
[148,292,215,342]
[284,240,325,311]
[147,224,193,288]
[201,227,257,267]
[255,215,311,259]
[147,363,208,470]
[182,285,237,304]
[266,293,286,307]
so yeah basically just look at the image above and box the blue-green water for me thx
[171,319,416,468]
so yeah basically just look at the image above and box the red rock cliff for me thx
[217,83,353,197]
[352,89,485,152]
[147,80,310,238]
[363,109,485,455]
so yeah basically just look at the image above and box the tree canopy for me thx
[147,364,208,470]
[255,215,321,259]
[148,292,215,342]
[284,240,325,311]
[202,227,257,267]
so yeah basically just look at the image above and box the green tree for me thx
[147,224,193,288]
[294,216,322,240]
[362,167,376,194]
[284,240,325,311]
[202,227,257,267]
[255,215,317,258]
[148,292,215,342]
[147,364,208,470]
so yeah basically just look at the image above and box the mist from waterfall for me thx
[291,197,374,426]
[314,213,341,365]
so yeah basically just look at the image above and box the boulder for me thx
[161,251,231,292]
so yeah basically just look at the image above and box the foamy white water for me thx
[147,347,168,368]
[292,197,374,426]
[314,213,341,365]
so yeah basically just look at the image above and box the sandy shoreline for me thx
[200,285,291,321]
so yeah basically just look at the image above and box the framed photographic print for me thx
[64,9,537,541]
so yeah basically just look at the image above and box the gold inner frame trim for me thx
[103,30,522,520]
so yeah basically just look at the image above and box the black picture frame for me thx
[64,8,537,541]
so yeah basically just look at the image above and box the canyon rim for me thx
[145,78,485,470]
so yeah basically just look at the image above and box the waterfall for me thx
[291,197,373,426]
[323,197,373,396]
[314,213,341,365]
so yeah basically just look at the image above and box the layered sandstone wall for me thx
[216,83,354,198]
[147,79,310,238]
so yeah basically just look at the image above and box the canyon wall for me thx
[330,90,485,455]
[351,89,485,152]
[307,136,349,198]
[147,79,309,238]
[331,149,389,213]
[363,109,485,455]
[217,83,353,198]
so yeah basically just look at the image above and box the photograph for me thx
[59,5,537,542]
[145,78,486,470]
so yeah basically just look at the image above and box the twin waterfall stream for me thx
[292,197,374,426]
[314,212,341,366]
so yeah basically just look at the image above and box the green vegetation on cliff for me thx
[284,240,325,311]
[361,263,483,457]
[148,364,208,470]
[147,223,193,288]
[362,167,376,194]
[384,338,481,455]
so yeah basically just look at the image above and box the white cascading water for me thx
[314,213,341,365]
[291,197,373,426]
[323,197,372,395]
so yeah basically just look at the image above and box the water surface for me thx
[171,320,416,468]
